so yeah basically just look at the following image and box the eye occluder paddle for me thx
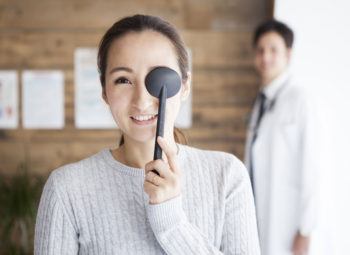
[145,67,181,174]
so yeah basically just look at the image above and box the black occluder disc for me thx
[145,66,181,98]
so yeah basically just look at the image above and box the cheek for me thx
[254,56,259,66]
[106,90,130,114]
[269,52,283,66]
[274,54,287,68]
[255,54,266,67]
[254,57,262,70]
[166,94,181,120]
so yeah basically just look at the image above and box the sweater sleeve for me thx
[146,195,224,254]
[146,156,260,255]
[34,172,79,255]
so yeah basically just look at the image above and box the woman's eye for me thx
[114,77,132,85]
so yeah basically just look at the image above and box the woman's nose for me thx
[132,83,155,110]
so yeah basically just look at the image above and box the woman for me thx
[34,14,260,254]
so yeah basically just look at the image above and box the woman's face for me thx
[103,30,189,144]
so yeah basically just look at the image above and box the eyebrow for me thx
[109,66,133,74]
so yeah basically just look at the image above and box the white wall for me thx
[275,1,350,254]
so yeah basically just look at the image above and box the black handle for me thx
[152,85,167,175]
[144,67,181,176]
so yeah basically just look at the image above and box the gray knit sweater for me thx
[34,144,260,254]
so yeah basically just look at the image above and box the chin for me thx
[262,71,278,82]
[128,134,156,144]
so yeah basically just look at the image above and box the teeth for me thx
[132,115,156,121]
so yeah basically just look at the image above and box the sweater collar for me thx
[101,144,186,177]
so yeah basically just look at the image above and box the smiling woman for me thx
[34,14,260,255]
[101,29,185,154]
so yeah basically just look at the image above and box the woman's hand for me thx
[144,136,182,204]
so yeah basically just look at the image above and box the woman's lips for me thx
[130,114,158,125]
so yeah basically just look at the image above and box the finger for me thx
[143,181,157,197]
[145,171,165,187]
[157,136,180,174]
[145,159,172,179]
[143,181,163,204]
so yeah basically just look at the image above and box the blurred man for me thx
[245,20,320,255]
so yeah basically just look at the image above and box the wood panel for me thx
[0,141,26,173]
[0,105,249,141]
[183,0,266,30]
[0,105,251,175]
[0,0,267,175]
[187,139,246,160]
[0,0,266,30]
[0,0,185,30]
[192,68,259,106]
[28,141,117,175]
[0,31,254,69]
[185,31,254,68]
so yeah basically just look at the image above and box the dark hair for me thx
[253,19,294,48]
[97,14,189,145]
[98,14,189,88]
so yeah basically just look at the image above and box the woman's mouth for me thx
[130,114,158,125]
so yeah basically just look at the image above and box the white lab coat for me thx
[245,72,322,255]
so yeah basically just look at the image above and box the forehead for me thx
[107,30,179,71]
[256,31,287,48]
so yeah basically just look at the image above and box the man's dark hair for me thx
[253,19,294,48]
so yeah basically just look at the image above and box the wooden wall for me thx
[0,0,268,175]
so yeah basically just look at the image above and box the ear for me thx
[180,72,191,101]
[102,88,109,104]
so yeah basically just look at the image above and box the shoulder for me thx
[180,145,243,167]
[278,77,320,121]
[282,77,316,106]
[179,145,248,187]
[282,78,306,100]
[44,149,108,195]
[36,151,107,233]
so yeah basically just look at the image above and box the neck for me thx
[261,76,274,88]
[261,69,289,88]
[113,133,177,169]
